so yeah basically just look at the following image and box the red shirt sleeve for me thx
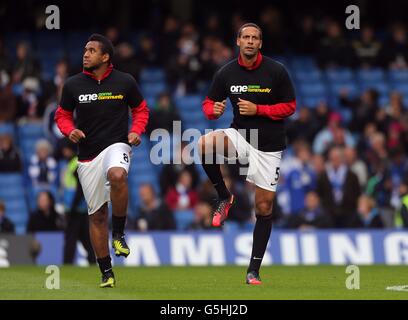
[54,106,75,137]
[130,100,149,135]
[202,96,217,120]
[256,100,296,120]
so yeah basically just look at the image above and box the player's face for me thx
[83,41,108,70]
[237,27,262,58]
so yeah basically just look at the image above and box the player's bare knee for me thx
[90,212,107,226]
[255,201,273,216]
[198,134,216,155]
[108,168,127,187]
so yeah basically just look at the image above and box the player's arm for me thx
[127,76,149,146]
[240,67,296,119]
[202,70,227,120]
[54,82,85,143]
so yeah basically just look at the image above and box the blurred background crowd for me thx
[1,0,408,236]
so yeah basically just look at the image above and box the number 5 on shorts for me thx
[271,167,280,186]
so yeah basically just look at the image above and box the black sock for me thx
[201,152,230,200]
[112,215,126,237]
[247,214,273,274]
[97,256,113,276]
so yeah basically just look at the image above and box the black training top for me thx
[59,66,144,161]
[207,54,296,152]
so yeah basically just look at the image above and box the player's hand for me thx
[68,129,86,143]
[238,98,257,116]
[128,132,141,146]
[213,100,226,118]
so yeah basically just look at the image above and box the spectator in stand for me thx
[317,20,354,68]
[259,6,286,55]
[0,134,22,172]
[135,34,161,68]
[165,170,198,211]
[0,36,12,75]
[287,107,320,144]
[0,201,15,234]
[352,25,382,68]
[364,132,389,175]
[42,59,70,105]
[166,22,202,95]
[28,139,58,192]
[146,92,181,135]
[388,147,408,209]
[283,140,317,215]
[159,15,181,62]
[292,15,321,55]
[27,191,63,232]
[366,161,393,210]
[381,22,408,69]
[317,146,361,228]
[105,26,125,47]
[0,82,17,122]
[15,77,41,121]
[352,195,384,228]
[114,42,141,81]
[313,112,356,155]
[340,89,379,134]
[286,191,333,229]
[188,201,213,230]
[61,140,96,265]
[136,183,175,231]
[11,41,41,84]
[344,146,368,189]
[395,179,408,228]
[159,142,200,195]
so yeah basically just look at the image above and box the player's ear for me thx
[102,53,109,64]
[259,40,262,49]
[236,37,240,47]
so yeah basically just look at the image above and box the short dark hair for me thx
[237,23,263,40]
[87,33,114,63]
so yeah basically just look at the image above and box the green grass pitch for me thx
[0,266,407,300]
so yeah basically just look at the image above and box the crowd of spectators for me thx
[1,7,408,233]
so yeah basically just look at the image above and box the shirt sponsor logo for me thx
[230,85,271,94]
[78,92,124,103]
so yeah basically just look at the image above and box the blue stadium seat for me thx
[140,68,166,83]
[392,83,408,95]
[141,82,167,97]
[378,95,390,108]
[0,173,23,185]
[298,82,327,97]
[326,68,355,82]
[0,123,16,138]
[290,56,317,71]
[329,82,360,98]
[175,95,202,112]
[357,69,385,82]
[34,31,65,51]
[294,69,323,82]
[302,95,327,108]
[388,70,408,83]
[360,81,389,96]
[17,123,45,140]
[174,209,195,230]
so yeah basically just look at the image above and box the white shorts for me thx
[219,128,283,192]
[77,142,132,215]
